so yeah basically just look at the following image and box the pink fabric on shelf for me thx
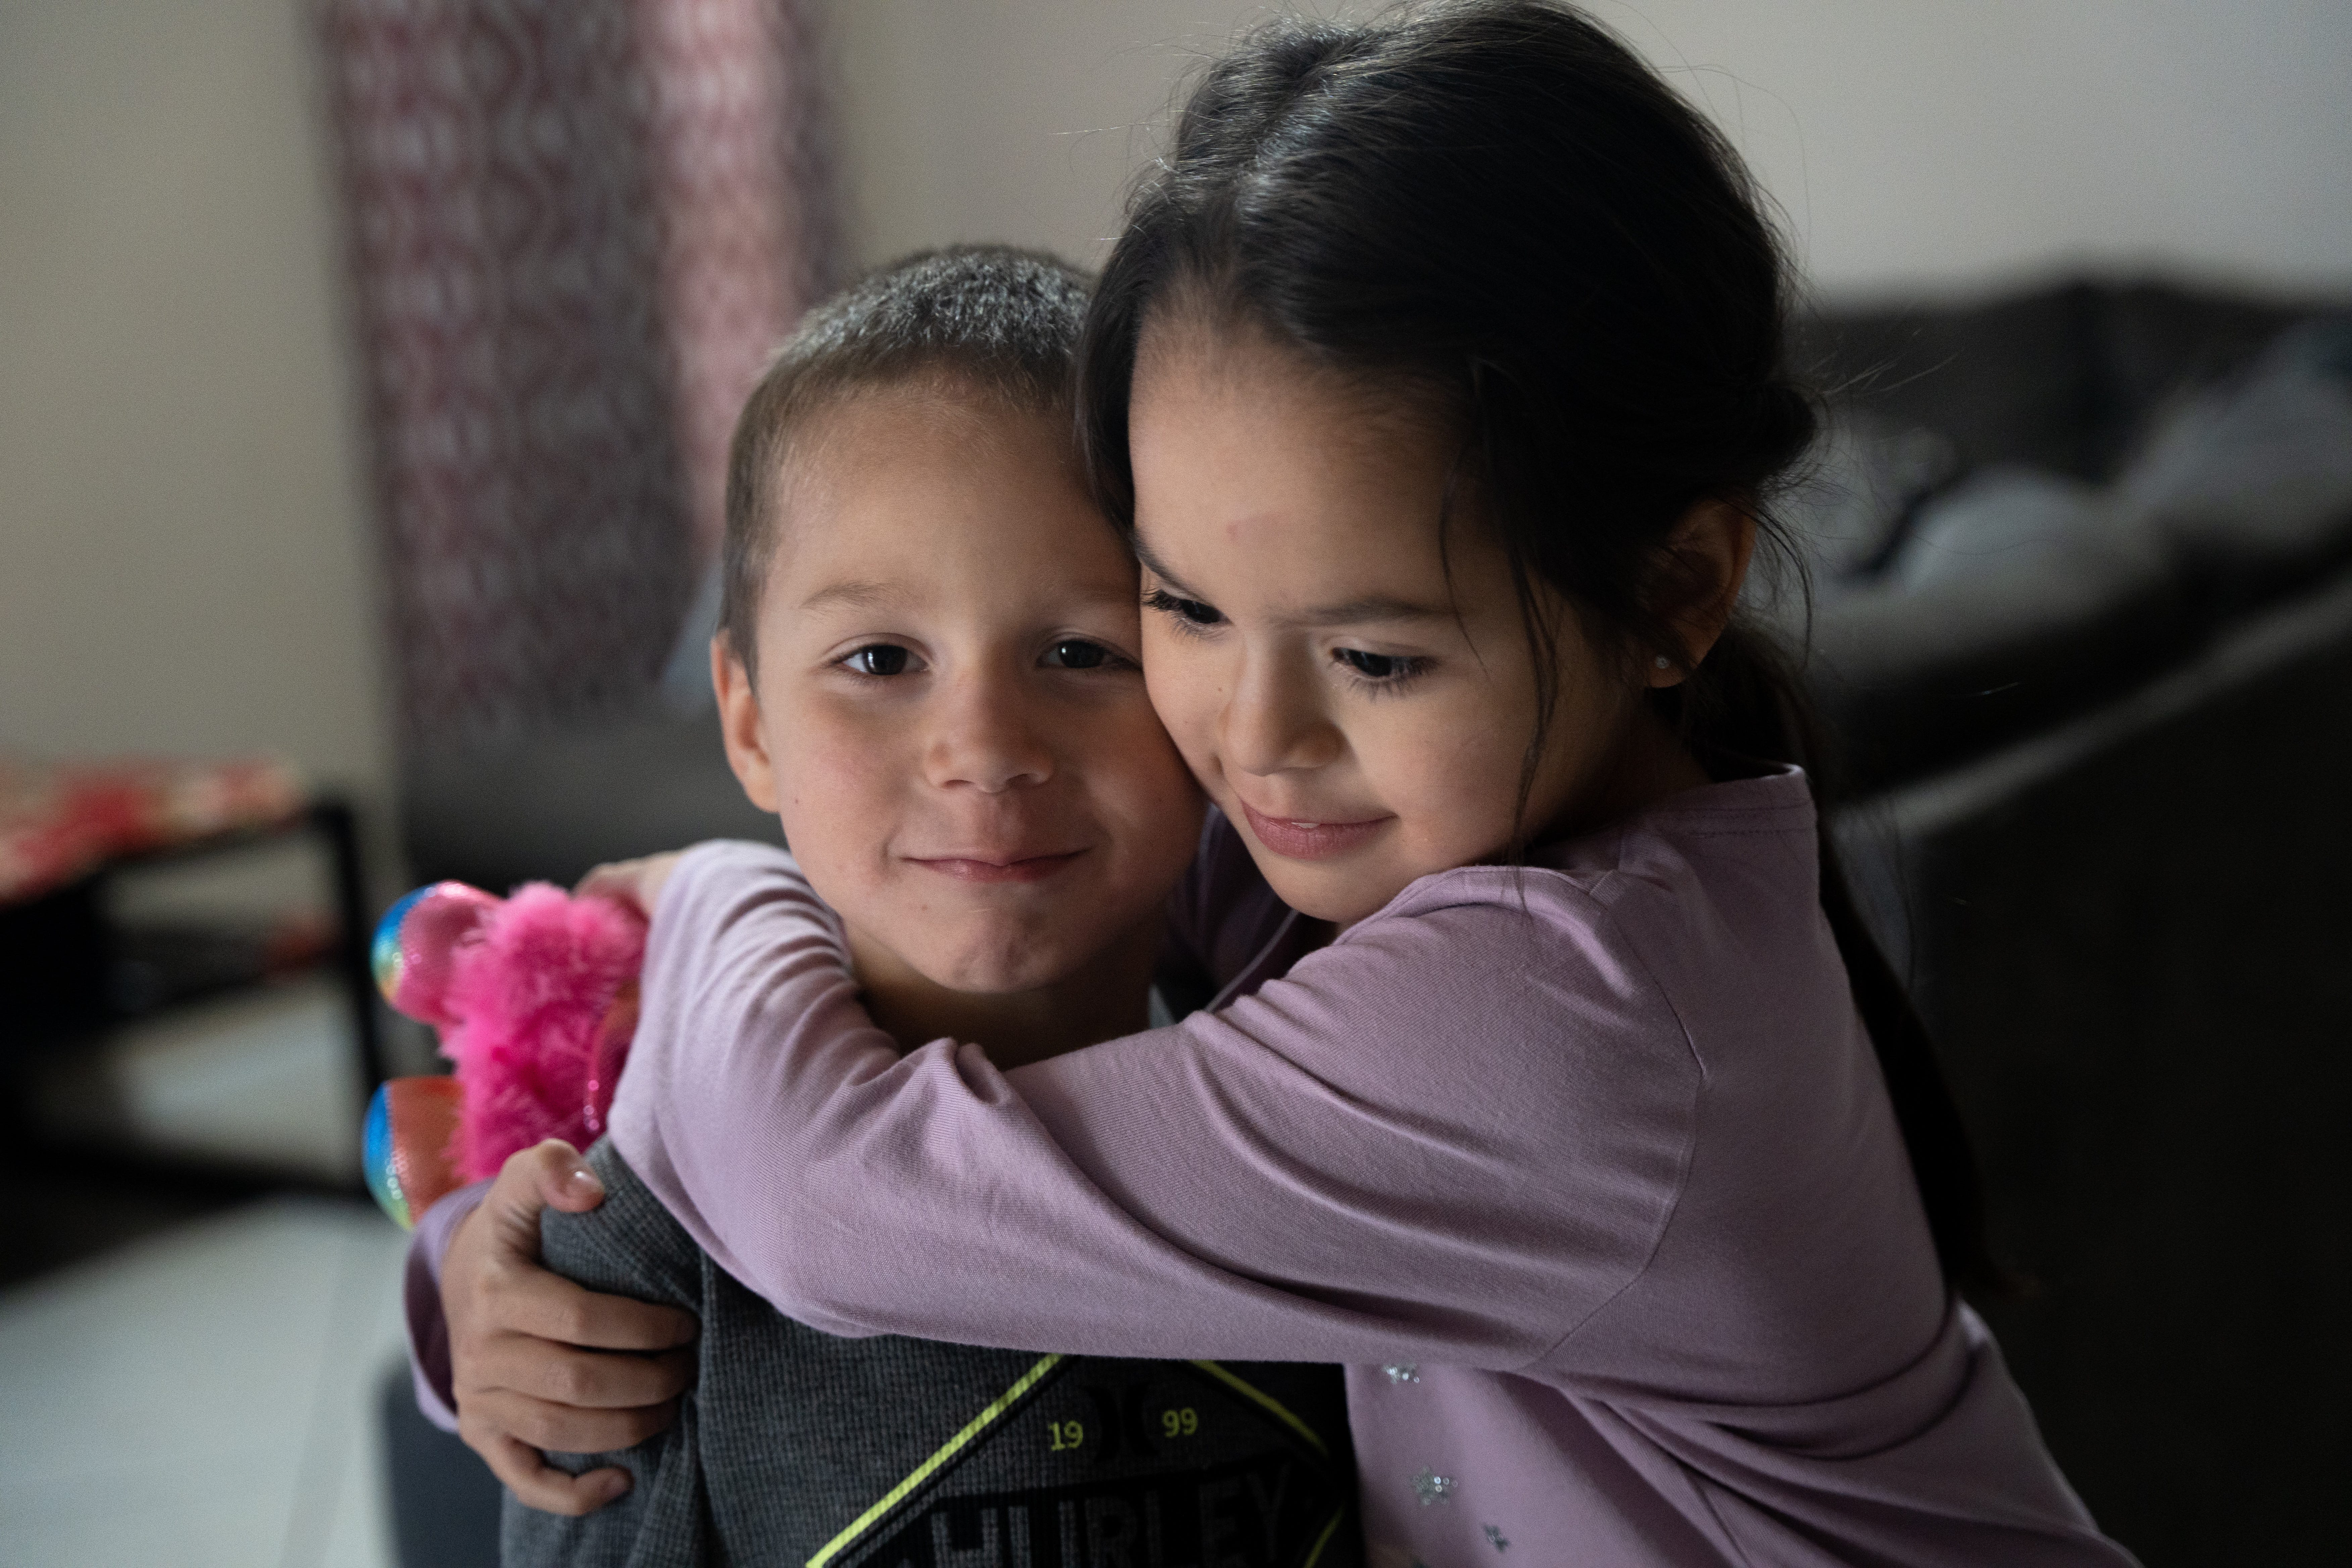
[0,757,304,904]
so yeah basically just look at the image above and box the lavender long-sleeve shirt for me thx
[411,770,2135,1566]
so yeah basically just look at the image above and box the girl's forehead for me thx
[1131,368,1466,585]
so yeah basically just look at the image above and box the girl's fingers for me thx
[485,1261,699,1352]
[466,1421,634,1517]
[466,1384,680,1457]
[472,1337,694,1410]
[575,852,680,914]
[473,1144,699,1351]
[574,860,644,904]
[491,1137,603,1216]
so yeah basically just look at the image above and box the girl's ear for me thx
[1647,498,1756,687]
[712,633,782,812]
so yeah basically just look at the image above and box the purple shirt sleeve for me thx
[402,1179,489,1432]
[607,839,1695,1368]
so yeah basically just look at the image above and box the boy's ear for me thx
[712,634,782,813]
[1646,498,1756,687]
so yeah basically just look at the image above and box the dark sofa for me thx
[393,279,2352,1567]
[1789,281,2352,1566]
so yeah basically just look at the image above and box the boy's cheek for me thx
[768,724,903,887]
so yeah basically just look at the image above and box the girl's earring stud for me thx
[1654,655,1672,670]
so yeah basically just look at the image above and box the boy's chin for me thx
[910,938,1088,997]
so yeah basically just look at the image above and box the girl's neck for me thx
[1535,703,1717,849]
[844,916,1163,1070]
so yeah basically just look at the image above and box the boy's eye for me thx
[843,644,912,677]
[1144,588,1224,628]
[1042,639,1112,670]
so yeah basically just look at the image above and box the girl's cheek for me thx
[1141,641,1225,768]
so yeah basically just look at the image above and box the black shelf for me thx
[0,797,384,1186]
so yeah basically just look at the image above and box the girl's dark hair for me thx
[1076,0,1997,1290]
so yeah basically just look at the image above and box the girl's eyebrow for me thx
[1296,595,1452,627]
[1134,534,1448,627]
[1128,533,1195,597]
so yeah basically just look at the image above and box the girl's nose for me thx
[922,671,1055,793]
[1220,651,1341,777]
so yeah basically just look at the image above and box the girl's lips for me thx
[906,850,1085,885]
[1236,799,1391,862]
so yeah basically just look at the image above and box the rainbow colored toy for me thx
[363,1076,464,1229]
[362,881,647,1229]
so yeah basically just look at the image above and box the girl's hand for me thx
[442,1140,700,1515]
[576,852,685,917]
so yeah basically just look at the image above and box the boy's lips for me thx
[1235,799,1391,862]
[905,849,1087,885]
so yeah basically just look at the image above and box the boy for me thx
[411,248,1359,1567]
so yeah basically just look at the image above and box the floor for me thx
[0,1196,408,1567]
[0,980,413,1567]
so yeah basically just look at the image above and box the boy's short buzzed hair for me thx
[721,245,1094,673]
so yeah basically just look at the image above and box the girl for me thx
[442,4,2137,1563]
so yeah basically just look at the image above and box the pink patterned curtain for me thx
[321,0,835,741]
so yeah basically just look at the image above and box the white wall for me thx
[819,0,2352,297]
[1611,0,2352,298]
[0,0,392,813]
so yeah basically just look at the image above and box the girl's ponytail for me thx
[1079,0,1999,1292]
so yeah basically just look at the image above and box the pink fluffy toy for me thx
[362,881,645,1228]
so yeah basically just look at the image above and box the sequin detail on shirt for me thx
[1412,1468,1456,1505]
[1383,1362,1420,1383]
[1485,1523,1511,1551]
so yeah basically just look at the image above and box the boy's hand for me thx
[444,1140,699,1515]
[576,852,685,917]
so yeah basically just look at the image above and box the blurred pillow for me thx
[1750,414,1962,635]
[1806,468,2180,790]
[1790,415,1966,577]
[1892,467,2158,592]
[2093,281,2323,465]
[2117,316,2352,618]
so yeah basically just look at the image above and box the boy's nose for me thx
[922,671,1055,793]
[1219,652,1342,778]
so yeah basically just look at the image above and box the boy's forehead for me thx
[775,383,1067,518]
[790,571,1136,617]
[797,376,1054,460]
[761,385,1132,613]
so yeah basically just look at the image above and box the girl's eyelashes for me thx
[839,642,917,677]
[1143,587,1225,632]
[1333,646,1432,692]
